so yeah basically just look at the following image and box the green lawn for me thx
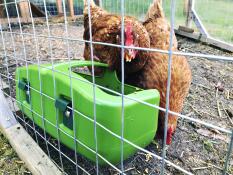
[98,0,233,44]
[194,0,233,43]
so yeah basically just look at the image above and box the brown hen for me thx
[83,0,150,74]
[127,0,192,144]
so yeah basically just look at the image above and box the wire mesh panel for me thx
[0,0,233,174]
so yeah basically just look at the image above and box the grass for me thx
[99,0,233,44]
[193,0,233,43]
[0,130,31,174]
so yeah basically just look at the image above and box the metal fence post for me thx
[185,0,193,28]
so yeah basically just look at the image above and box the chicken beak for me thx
[125,54,132,62]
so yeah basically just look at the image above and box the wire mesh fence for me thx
[0,0,233,174]
[4,0,231,44]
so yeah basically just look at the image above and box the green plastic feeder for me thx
[15,61,160,165]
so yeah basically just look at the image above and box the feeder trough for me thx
[15,61,160,165]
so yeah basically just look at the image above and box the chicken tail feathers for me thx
[83,0,96,7]
[83,0,106,15]
[145,0,164,20]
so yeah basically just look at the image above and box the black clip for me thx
[55,98,73,130]
[18,80,30,104]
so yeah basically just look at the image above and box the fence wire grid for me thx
[0,0,233,174]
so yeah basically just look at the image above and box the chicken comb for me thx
[125,21,133,35]
[124,22,134,46]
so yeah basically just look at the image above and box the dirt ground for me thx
[0,22,233,175]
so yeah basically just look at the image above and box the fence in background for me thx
[1,0,232,45]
